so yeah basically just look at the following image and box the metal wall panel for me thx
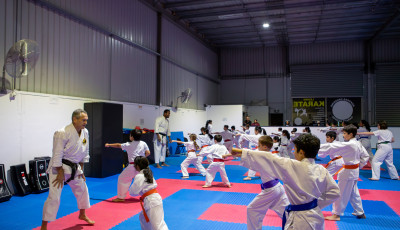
[197,77,218,110]
[220,46,286,78]
[111,39,157,104]
[8,1,111,99]
[44,0,157,50]
[161,60,198,110]
[289,41,364,65]
[373,39,400,63]
[162,18,218,80]
[375,64,400,126]
[291,64,364,97]
[220,48,264,76]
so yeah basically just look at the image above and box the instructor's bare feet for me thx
[325,214,340,221]
[156,164,162,169]
[112,198,125,202]
[79,215,95,225]
[40,221,48,230]
[161,163,169,167]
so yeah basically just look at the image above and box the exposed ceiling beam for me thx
[177,0,370,19]
[367,7,400,42]
[164,0,231,9]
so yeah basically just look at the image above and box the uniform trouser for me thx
[333,179,364,216]
[280,146,290,158]
[139,197,169,230]
[205,162,230,186]
[154,135,167,164]
[247,183,289,230]
[223,141,233,153]
[117,164,139,199]
[360,138,374,161]
[248,169,257,178]
[326,159,344,177]
[180,156,206,177]
[42,168,90,221]
[371,144,399,179]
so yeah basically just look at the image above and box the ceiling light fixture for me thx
[263,23,270,28]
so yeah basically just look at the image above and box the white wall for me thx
[0,91,206,183]
[206,105,244,133]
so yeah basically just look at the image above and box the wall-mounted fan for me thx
[175,88,192,108]
[1,39,40,97]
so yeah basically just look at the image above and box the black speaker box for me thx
[0,164,12,202]
[10,164,32,196]
[84,102,124,178]
[29,159,49,193]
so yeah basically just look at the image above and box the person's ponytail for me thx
[134,156,153,184]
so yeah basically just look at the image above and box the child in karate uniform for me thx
[358,120,399,180]
[172,134,206,179]
[129,156,168,230]
[213,125,234,153]
[226,136,290,230]
[105,129,150,202]
[231,134,340,230]
[318,131,344,177]
[236,126,266,180]
[195,127,214,163]
[357,120,374,162]
[198,135,231,188]
[319,125,369,221]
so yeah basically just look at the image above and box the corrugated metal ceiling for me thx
[153,0,400,47]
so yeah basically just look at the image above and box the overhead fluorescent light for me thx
[218,13,244,19]
[263,23,270,28]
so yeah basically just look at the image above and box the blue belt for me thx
[260,179,279,190]
[282,199,318,230]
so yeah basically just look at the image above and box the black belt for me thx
[62,159,78,183]
[157,133,167,136]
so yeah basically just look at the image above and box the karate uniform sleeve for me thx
[199,145,214,157]
[240,134,259,145]
[241,149,296,183]
[319,142,352,158]
[359,145,369,168]
[154,117,161,133]
[318,171,340,209]
[130,174,145,196]
[52,130,67,167]
[143,142,149,151]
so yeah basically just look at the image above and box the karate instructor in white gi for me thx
[41,109,94,230]
[154,109,172,168]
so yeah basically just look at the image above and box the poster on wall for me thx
[327,97,361,125]
[292,98,325,126]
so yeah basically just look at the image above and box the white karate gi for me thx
[319,138,369,216]
[241,149,340,230]
[116,141,149,199]
[240,134,262,178]
[199,143,231,186]
[371,129,398,180]
[241,150,290,230]
[129,172,168,230]
[318,140,345,176]
[239,129,251,149]
[280,136,290,158]
[180,141,206,177]
[197,134,214,163]
[357,127,374,161]
[42,123,90,221]
[220,130,234,153]
[153,116,171,164]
